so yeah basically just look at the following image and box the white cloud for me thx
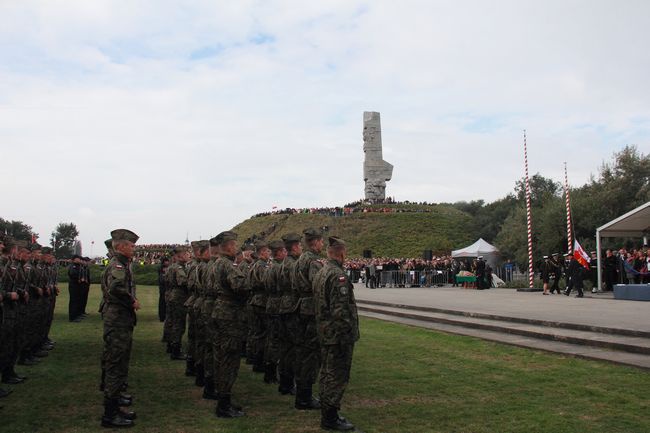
[0,0,649,250]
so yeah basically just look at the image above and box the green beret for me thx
[195,240,210,250]
[328,236,346,248]
[240,243,255,252]
[303,228,323,241]
[255,240,269,251]
[104,239,113,251]
[110,229,139,243]
[214,231,238,246]
[268,240,285,251]
[172,245,190,255]
[41,247,53,254]
[29,243,42,252]
[282,233,301,245]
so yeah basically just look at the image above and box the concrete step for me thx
[356,302,650,356]
[356,298,650,339]
[359,309,650,370]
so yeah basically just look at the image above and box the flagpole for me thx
[564,162,573,254]
[523,131,534,289]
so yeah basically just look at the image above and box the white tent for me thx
[452,238,500,268]
[595,201,650,290]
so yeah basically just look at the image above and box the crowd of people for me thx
[0,236,59,406]
[99,227,359,431]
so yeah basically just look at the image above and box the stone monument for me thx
[363,111,393,202]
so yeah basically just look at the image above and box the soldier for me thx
[277,233,301,396]
[292,228,324,410]
[189,240,210,384]
[263,240,286,384]
[0,239,28,386]
[162,254,176,354]
[41,247,58,351]
[200,237,221,400]
[247,241,270,373]
[590,251,599,293]
[0,236,16,399]
[210,231,248,418]
[100,229,139,428]
[313,237,359,431]
[166,246,191,361]
[157,257,170,322]
[549,253,563,294]
[237,244,254,363]
[68,255,84,322]
[564,254,585,298]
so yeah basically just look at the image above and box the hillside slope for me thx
[231,205,476,258]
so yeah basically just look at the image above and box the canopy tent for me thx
[595,201,650,290]
[452,238,500,268]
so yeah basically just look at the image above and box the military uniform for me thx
[247,242,269,372]
[210,231,248,418]
[314,237,359,431]
[201,244,220,399]
[167,246,190,360]
[292,228,324,410]
[100,229,139,428]
[263,240,285,384]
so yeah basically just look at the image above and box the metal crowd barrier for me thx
[377,270,449,288]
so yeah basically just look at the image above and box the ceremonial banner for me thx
[573,240,590,269]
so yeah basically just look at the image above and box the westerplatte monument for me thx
[363,111,393,201]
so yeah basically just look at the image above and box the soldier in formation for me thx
[0,236,58,406]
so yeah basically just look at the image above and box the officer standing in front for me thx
[100,229,139,428]
[314,237,359,431]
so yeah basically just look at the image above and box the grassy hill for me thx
[231,204,477,257]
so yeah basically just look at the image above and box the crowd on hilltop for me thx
[250,197,442,219]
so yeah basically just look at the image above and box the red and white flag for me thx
[573,240,590,269]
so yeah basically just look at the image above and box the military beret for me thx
[110,229,139,243]
[282,233,301,244]
[268,240,285,251]
[303,228,323,241]
[41,247,53,254]
[195,240,210,250]
[240,243,254,252]
[104,239,113,251]
[328,236,346,248]
[255,240,269,251]
[213,231,238,246]
[28,243,42,251]
[15,240,28,248]
[172,245,190,255]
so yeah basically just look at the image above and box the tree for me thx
[0,218,35,241]
[50,222,79,259]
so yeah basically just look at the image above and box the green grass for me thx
[232,205,476,257]
[2,284,649,433]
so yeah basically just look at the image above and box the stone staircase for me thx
[357,299,650,369]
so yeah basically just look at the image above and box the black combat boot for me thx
[202,378,219,400]
[321,405,355,431]
[215,394,245,418]
[117,393,133,407]
[263,362,278,384]
[278,374,296,395]
[101,398,134,428]
[195,364,205,387]
[295,384,321,410]
[170,343,186,361]
[185,356,196,376]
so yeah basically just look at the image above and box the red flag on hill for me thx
[573,240,590,269]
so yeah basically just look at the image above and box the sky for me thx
[1,0,649,253]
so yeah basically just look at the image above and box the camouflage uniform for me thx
[278,245,300,394]
[211,231,248,417]
[237,257,252,359]
[201,253,220,398]
[184,256,199,368]
[1,249,29,381]
[167,258,189,357]
[263,246,284,383]
[247,256,269,370]
[292,233,323,407]
[314,237,359,431]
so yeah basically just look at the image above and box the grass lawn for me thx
[2,284,649,433]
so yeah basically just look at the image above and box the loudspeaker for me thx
[363,249,372,259]
[423,250,433,261]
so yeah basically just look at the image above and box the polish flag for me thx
[573,240,590,269]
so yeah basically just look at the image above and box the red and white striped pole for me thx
[523,131,534,288]
[564,162,573,254]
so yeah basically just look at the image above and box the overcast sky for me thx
[1,0,649,253]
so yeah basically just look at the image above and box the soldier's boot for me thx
[119,408,137,421]
[252,352,265,373]
[17,354,38,366]
[263,362,278,384]
[185,356,196,376]
[195,364,205,387]
[2,371,24,385]
[215,394,245,418]
[117,393,133,407]
[278,374,296,395]
[295,384,321,410]
[321,405,355,431]
[202,379,219,400]
[99,369,106,392]
[170,343,186,361]
[101,398,134,428]
[0,387,12,398]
